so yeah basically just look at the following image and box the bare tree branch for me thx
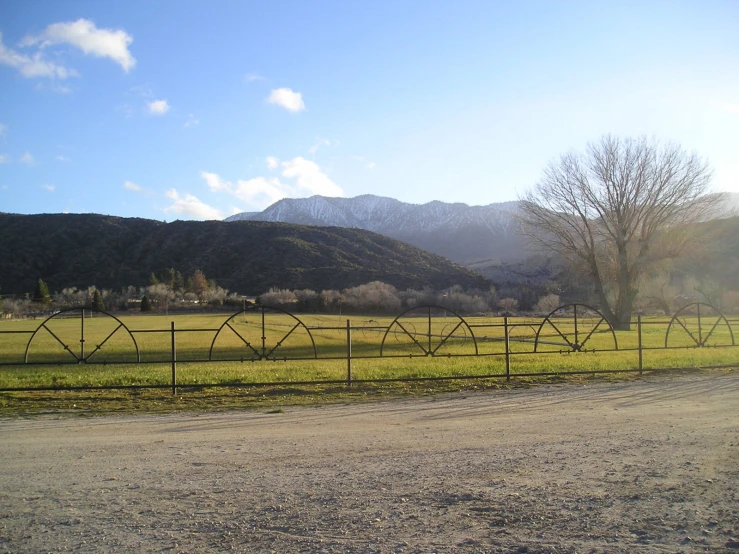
[517,135,724,330]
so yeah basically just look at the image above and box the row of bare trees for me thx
[258,281,536,316]
[0,269,245,318]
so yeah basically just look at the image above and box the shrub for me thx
[498,297,519,313]
[535,294,561,314]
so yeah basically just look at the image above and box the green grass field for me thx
[1,307,737,390]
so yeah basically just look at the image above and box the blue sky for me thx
[1,0,737,220]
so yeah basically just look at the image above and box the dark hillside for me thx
[674,215,739,290]
[0,213,490,295]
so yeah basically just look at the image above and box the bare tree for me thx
[259,288,298,308]
[341,281,401,313]
[498,297,519,313]
[518,135,724,330]
[535,293,561,314]
[319,289,341,313]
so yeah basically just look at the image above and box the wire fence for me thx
[0,303,736,393]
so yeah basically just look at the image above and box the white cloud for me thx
[0,154,8,164]
[21,19,135,72]
[56,155,71,162]
[165,189,224,220]
[200,171,286,207]
[20,151,35,166]
[267,88,305,112]
[148,99,170,115]
[184,113,199,127]
[123,180,141,192]
[235,177,290,206]
[724,103,739,114]
[367,162,377,170]
[21,53,77,79]
[246,73,265,82]
[281,157,343,196]
[201,171,231,192]
[42,184,55,192]
[123,180,154,196]
[0,34,76,79]
[201,157,343,211]
[266,156,279,170]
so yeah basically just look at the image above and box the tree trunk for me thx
[613,285,638,330]
[588,256,621,330]
[612,242,633,330]
[613,312,632,331]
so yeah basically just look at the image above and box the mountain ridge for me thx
[0,212,491,296]
[226,194,525,263]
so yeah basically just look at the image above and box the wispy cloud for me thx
[165,189,224,220]
[308,137,331,155]
[42,184,55,192]
[0,154,8,164]
[123,180,141,192]
[351,154,376,170]
[0,123,7,139]
[184,113,199,127]
[20,151,35,166]
[123,180,154,196]
[201,157,343,211]
[148,99,170,115]
[55,155,71,163]
[21,19,135,72]
[723,103,739,114]
[246,73,265,82]
[37,82,74,94]
[0,33,76,79]
[267,88,305,112]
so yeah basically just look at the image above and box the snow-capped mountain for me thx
[226,194,526,264]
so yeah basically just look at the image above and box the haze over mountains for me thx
[4,193,738,304]
[226,195,526,265]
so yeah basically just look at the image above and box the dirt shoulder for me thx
[1,370,738,553]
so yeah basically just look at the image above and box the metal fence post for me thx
[637,315,643,376]
[346,319,352,386]
[80,308,85,362]
[504,316,510,381]
[171,321,177,395]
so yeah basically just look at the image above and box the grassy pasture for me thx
[0,308,737,390]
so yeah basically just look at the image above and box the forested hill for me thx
[0,213,491,296]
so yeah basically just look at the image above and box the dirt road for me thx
[1,370,738,553]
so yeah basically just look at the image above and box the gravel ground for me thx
[1,370,738,553]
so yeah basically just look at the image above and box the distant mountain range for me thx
[226,194,526,264]
[0,213,490,296]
